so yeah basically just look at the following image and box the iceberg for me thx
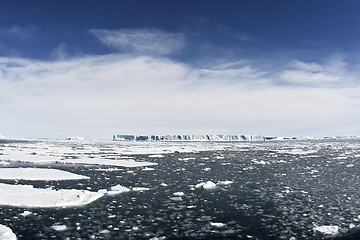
[0,183,103,208]
[0,225,17,240]
[113,134,265,141]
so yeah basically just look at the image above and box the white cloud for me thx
[279,58,356,86]
[89,29,185,55]
[0,52,359,139]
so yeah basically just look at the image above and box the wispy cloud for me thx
[1,50,359,138]
[279,57,356,87]
[89,28,185,55]
[0,25,37,40]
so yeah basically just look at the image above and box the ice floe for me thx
[61,157,158,168]
[106,184,131,196]
[195,181,217,189]
[313,225,339,235]
[0,224,16,240]
[0,183,103,208]
[51,224,68,232]
[0,168,89,181]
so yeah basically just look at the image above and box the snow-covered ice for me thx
[195,181,217,189]
[0,168,89,181]
[51,225,67,232]
[0,225,16,240]
[0,183,103,208]
[313,225,339,235]
[106,184,131,196]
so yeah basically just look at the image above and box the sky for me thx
[1,0,360,139]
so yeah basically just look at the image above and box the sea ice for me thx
[0,168,90,181]
[313,225,339,235]
[0,224,17,240]
[173,192,185,197]
[195,181,217,189]
[107,184,131,196]
[0,183,103,208]
[210,222,226,228]
[61,157,158,168]
[51,225,67,232]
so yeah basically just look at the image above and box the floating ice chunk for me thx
[0,168,90,181]
[0,225,16,240]
[107,185,131,196]
[99,229,110,234]
[0,183,103,208]
[51,225,67,232]
[252,160,268,165]
[217,180,233,185]
[20,210,32,217]
[210,222,226,228]
[195,181,217,190]
[160,183,168,187]
[61,157,158,168]
[142,167,155,171]
[148,154,164,158]
[173,192,185,197]
[313,225,339,235]
[179,157,196,161]
[132,187,150,191]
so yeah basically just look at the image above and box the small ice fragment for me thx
[203,168,211,171]
[132,187,150,191]
[148,154,164,158]
[173,192,185,197]
[160,183,168,187]
[51,225,67,232]
[107,185,130,196]
[313,225,339,235]
[217,180,233,185]
[142,167,155,171]
[99,229,110,234]
[195,181,217,189]
[210,222,226,228]
[20,210,32,217]
[0,224,17,240]
[203,181,217,189]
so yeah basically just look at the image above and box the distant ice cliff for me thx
[113,134,269,141]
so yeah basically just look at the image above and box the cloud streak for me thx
[89,29,185,55]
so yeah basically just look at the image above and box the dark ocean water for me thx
[1,139,360,240]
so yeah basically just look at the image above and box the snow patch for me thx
[0,168,89,181]
[195,181,217,190]
[313,225,339,235]
[51,225,67,232]
[0,225,16,240]
[0,183,103,208]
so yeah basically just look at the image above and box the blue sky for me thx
[1,0,360,139]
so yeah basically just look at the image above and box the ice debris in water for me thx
[217,180,233,185]
[195,181,217,189]
[107,184,131,196]
[0,225,17,240]
[173,192,185,197]
[210,222,226,228]
[313,225,339,235]
[19,210,32,217]
[51,225,67,232]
